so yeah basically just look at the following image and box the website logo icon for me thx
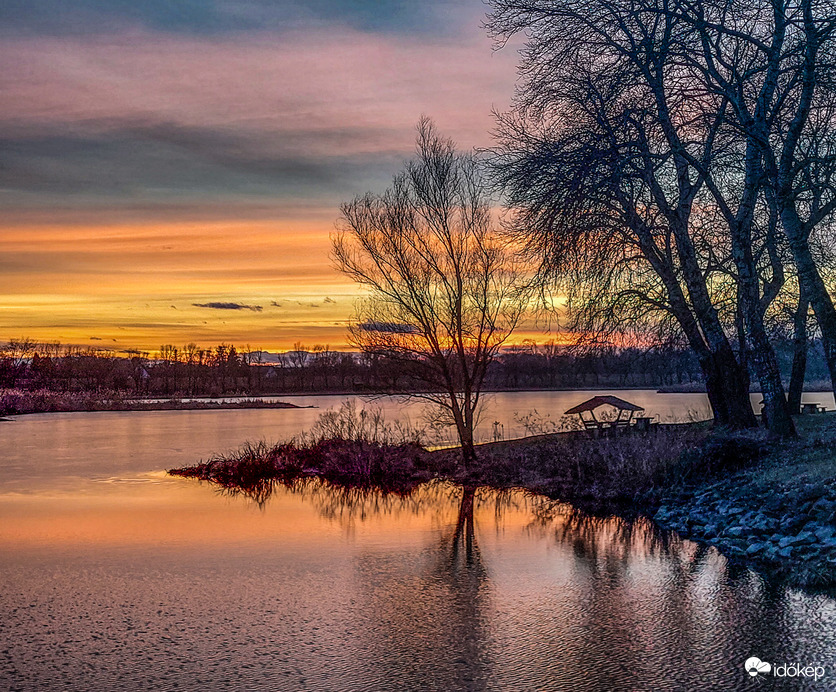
[745,657,772,678]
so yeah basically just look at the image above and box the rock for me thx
[750,517,773,532]
[780,515,806,532]
[798,483,828,502]
[812,497,836,514]
[740,511,758,526]
[761,546,779,562]
[727,526,745,538]
[690,511,710,525]
[821,537,836,551]
[746,543,764,556]
[724,539,748,554]
[815,526,834,541]
[779,534,811,548]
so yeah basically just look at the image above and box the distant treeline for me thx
[0,337,829,396]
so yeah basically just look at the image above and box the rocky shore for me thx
[654,456,836,589]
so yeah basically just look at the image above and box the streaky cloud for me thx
[359,321,419,334]
[193,302,264,312]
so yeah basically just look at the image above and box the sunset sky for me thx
[1,0,524,352]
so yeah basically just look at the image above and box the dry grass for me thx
[747,412,836,487]
[170,400,738,511]
[462,424,716,508]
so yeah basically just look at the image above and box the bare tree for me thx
[488,2,763,430]
[666,0,836,401]
[486,0,815,436]
[0,338,38,388]
[333,119,530,466]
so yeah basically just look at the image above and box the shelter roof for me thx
[564,395,645,415]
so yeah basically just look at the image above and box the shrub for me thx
[170,401,436,495]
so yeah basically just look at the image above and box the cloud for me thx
[359,321,419,333]
[0,125,401,209]
[193,301,264,312]
[0,27,517,212]
[0,6,520,351]
[0,0,472,38]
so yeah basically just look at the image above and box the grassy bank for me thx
[0,388,301,416]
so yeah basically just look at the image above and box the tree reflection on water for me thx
[198,476,833,690]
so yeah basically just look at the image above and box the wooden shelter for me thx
[564,395,645,433]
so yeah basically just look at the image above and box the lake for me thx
[1,390,835,690]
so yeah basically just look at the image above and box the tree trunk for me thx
[724,139,795,438]
[460,435,477,470]
[788,292,809,415]
[785,224,836,399]
[733,249,796,438]
[748,323,796,438]
[453,485,477,564]
[661,274,756,428]
[669,200,751,420]
[450,398,478,470]
[702,346,759,429]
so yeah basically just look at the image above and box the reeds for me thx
[169,401,733,510]
[469,424,715,508]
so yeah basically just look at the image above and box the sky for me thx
[0,0,528,353]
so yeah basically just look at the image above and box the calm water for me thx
[1,391,835,691]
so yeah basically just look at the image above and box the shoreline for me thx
[3,384,835,418]
[484,419,836,590]
[650,414,836,589]
[168,415,836,590]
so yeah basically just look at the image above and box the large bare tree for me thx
[333,119,530,466]
[486,0,824,436]
[488,0,763,431]
[664,0,836,401]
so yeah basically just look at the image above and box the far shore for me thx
[0,394,307,417]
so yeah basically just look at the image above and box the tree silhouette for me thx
[333,118,530,466]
